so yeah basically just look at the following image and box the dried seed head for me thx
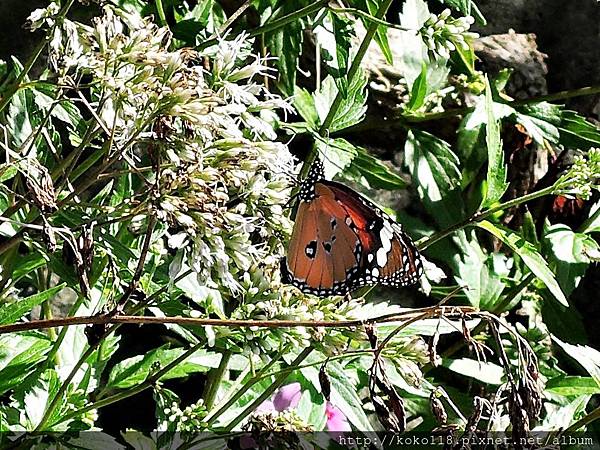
[430,391,448,425]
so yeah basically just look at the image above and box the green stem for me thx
[217,0,252,35]
[318,0,393,136]
[52,342,205,427]
[296,0,393,180]
[197,0,329,51]
[417,185,556,250]
[154,0,168,27]
[222,346,314,431]
[42,294,86,370]
[328,6,412,31]
[202,350,232,410]
[204,346,289,427]
[564,404,600,432]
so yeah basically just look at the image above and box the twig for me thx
[0,306,477,335]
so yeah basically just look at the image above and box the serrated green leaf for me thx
[0,283,65,325]
[330,11,354,97]
[345,147,407,190]
[520,102,600,150]
[12,252,47,281]
[482,77,508,208]
[266,5,304,97]
[543,223,599,296]
[315,137,357,179]
[293,86,319,130]
[553,337,600,388]
[406,63,428,111]
[477,220,567,306]
[404,129,462,226]
[0,334,51,396]
[314,73,368,134]
[453,237,508,309]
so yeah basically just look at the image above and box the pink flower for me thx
[272,382,302,411]
[325,402,351,432]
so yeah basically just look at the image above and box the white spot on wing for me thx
[376,247,388,267]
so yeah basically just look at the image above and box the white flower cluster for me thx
[556,148,600,200]
[29,5,296,296]
[420,9,478,59]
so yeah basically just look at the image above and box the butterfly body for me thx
[282,158,423,296]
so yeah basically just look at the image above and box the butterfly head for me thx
[299,157,325,202]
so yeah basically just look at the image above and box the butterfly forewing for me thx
[284,184,362,295]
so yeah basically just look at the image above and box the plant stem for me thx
[197,0,329,50]
[564,404,600,432]
[417,185,556,250]
[222,346,314,431]
[154,0,168,27]
[52,342,206,427]
[0,305,477,335]
[202,350,232,410]
[329,6,412,31]
[318,0,393,135]
[204,346,289,426]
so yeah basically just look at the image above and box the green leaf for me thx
[0,164,17,183]
[406,63,428,111]
[477,220,568,306]
[345,147,408,190]
[520,103,600,150]
[553,337,600,388]
[355,0,393,64]
[515,112,559,145]
[0,283,65,325]
[328,12,354,98]
[315,137,357,179]
[66,433,127,450]
[453,236,508,309]
[404,129,462,227]
[293,86,319,130]
[543,223,599,296]
[107,347,221,389]
[314,73,368,133]
[12,252,47,281]
[546,376,600,396]
[265,4,304,97]
[456,113,487,188]
[17,369,61,430]
[482,77,508,208]
[443,358,504,385]
[0,333,51,396]
[326,361,372,431]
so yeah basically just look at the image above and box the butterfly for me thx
[281,157,423,296]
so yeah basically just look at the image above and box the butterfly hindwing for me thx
[325,181,423,290]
